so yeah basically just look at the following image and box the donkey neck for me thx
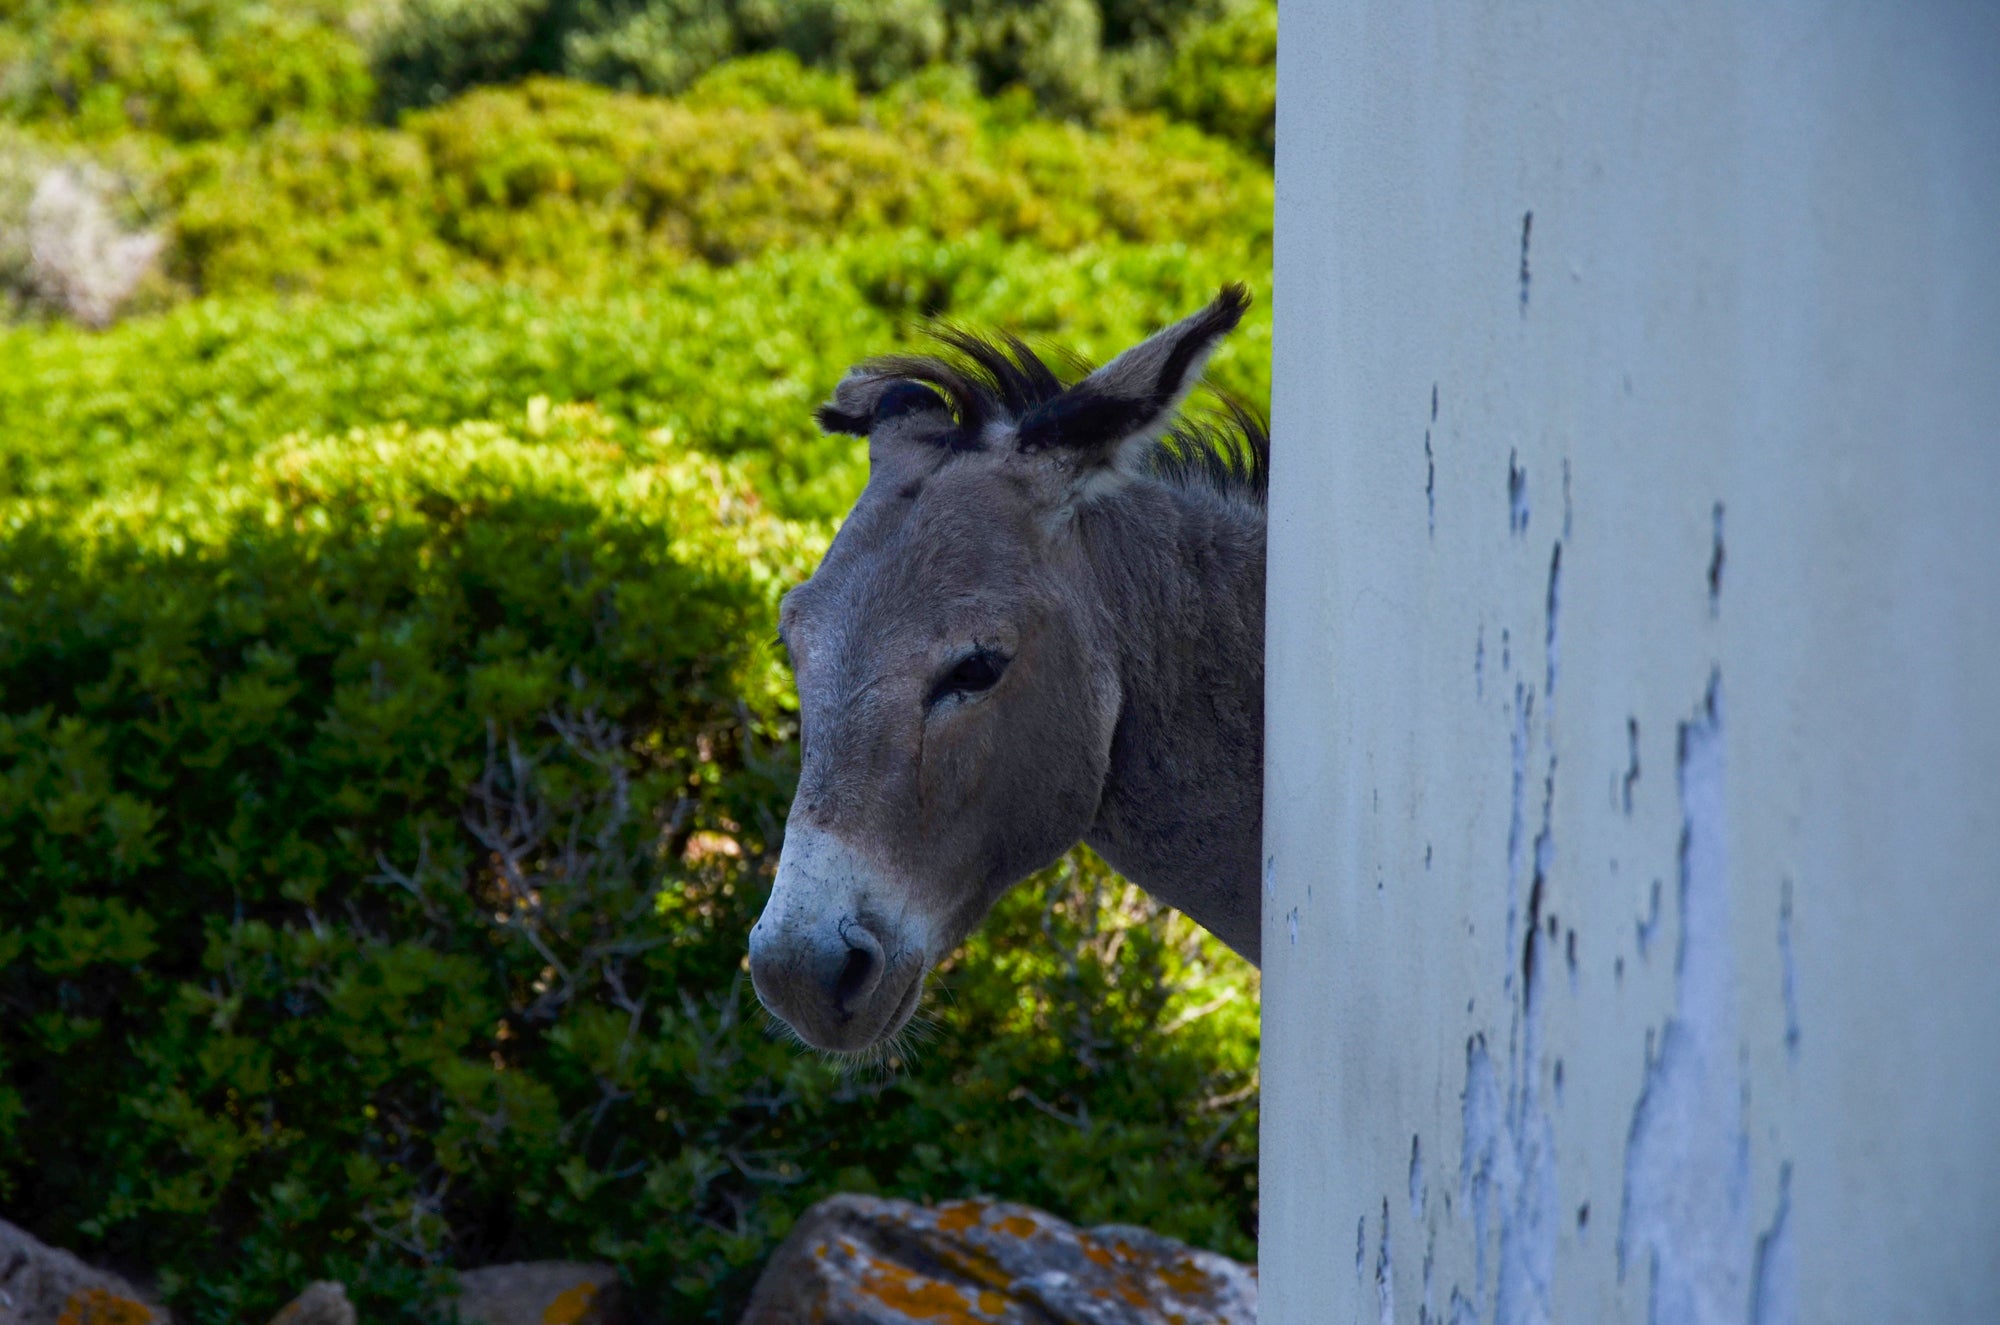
[1073,479,1265,966]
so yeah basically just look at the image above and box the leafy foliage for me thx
[0,233,1269,519]
[1,4,1271,1319]
[368,0,1271,126]
[1158,0,1276,162]
[152,73,1269,301]
[0,0,373,141]
[0,0,1274,156]
[0,407,1256,1321]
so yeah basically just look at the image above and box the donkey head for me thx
[748,286,1251,1053]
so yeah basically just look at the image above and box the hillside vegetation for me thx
[0,3,1273,1320]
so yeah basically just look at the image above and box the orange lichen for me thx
[856,1255,988,1323]
[931,1244,1016,1293]
[976,1289,1008,1316]
[993,1215,1039,1239]
[57,1289,155,1325]
[540,1282,599,1325]
[933,1200,987,1235]
[1156,1254,1217,1297]
[1080,1240,1117,1268]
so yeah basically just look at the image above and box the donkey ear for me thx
[1014,283,1250,479]
[815,371,955,437]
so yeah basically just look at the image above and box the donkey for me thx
[748,287,1266,1054]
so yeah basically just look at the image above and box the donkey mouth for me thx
[876,964,927,1045]
[825,963,925,1057]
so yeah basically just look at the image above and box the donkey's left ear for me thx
[1015,283,1250,486]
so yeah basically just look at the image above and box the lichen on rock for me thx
[739,1194,1256,1325]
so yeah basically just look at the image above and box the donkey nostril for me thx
[833,944,878,1012]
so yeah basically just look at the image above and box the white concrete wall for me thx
[1261,6,2000,1324]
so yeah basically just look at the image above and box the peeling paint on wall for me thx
[1508,454,1530,535]
[1410,1135,1427,1223]
[1749,1164,1795,1325]
[1266,7,2000,1322]
[1458,650,1563,1324]
[1422,1234,1437,1325]
[1459,1036,1503,1306]
[1623,718,1641,816]
[1378,1197,1397,1325]
[1778,881,1801,1063]
[1518,211,1533,314]
[1635,879,1662,961]
[1707,504,1725,617]
[1618,675,1756,1325]
[1544,542,1563,697]
[1427,385,1440,538]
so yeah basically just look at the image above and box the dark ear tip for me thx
[1212,282,1252,326]
[816,403,871,435]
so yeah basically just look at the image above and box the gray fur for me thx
[748,288,1265,1053]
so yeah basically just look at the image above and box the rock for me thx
[453,1263,625,1325]
[0,1219,169,1325]
[265,1282,353,1325]
[738,1194,1257,1325]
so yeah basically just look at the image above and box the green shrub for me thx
[150,76,1268,300]
[352,0,1266,150]
[0,0,1273,157]
[680,50,863,122]
[366,0,553,114]
[770,0,949,94]
[0,0,374,141]
[0,232,1270,519]
[1,17,1273,1309]
[160,120,456,297]
[1154,0,1275,163]
[557,0,746,98]
[0,406,1255,1322]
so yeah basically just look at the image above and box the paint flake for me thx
[1779,881,1801,1062]
[1544,541,1562,696]
[1619,674,1756,1325]
[1749,1163,1796,1325]
[1377,1197,1396,1325]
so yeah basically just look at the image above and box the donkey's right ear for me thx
[1014,284,1249,483]
[815,371,954,437]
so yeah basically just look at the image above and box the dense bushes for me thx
[370,0,1271,134]
[0,0,1274,158]
[0,0,373,141]
[0,232,1270,518]
[3,7,1272,324]
[155,72,1269,299]
[2,3,1273,1317]
[1159,0,1276,160]
[0,408,1256,1321]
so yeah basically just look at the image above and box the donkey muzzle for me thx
[749,826,926,1052]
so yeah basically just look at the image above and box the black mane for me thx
[816,324,1270,504]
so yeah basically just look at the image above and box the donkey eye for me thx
[929,649,1009,707]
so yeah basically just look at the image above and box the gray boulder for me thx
[739,1194,1257,1325]
[265,1282,353,1325]
[453,1262,626,1325]
[0,1218,169,1325]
